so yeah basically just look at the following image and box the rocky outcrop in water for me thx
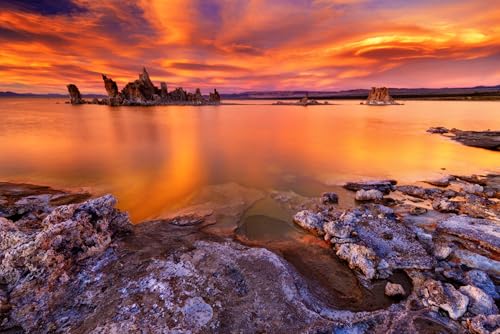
[363,87,400,105]
[66,84,84,105]
[68,67,221,106]
[427,127,500,151]
[209,89,221,103]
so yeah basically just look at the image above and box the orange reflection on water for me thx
[0,98,498,222]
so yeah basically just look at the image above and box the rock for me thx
[435,216,499,261]
[293,210,325,236]
[425,176,452,187]
[449,128,500,151]
[1,195,131,285]
[384,282,405,297]
[69,67,222,106]
[364,87,399,105]
[465,270,499,300]
[344,179,396,194]
[466,314,500,334]
[323,213,355,240]
[422,280,469,320]
[453,249,500,278]
[355,189,384,201]
[462,183,484,195]
[102,74,122,106]
[427,127,450,134]
[459,285,498,316]
[432,198,460,213]
[209,89,221,103]
[434,243,453,260]
[66,84,84,105]
[170,87,187,102]
[397,185,442,199]
[455,174,490,186]
[321,192,339,204]
[321,205,433,279]
[335,243,377,280]
[137,67,156,100]
[193,88,204,104]
[429,128,500,151]
[160,82,168,99]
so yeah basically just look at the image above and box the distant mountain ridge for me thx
[2,84,500,100]
[0,91,106,98]
[221,85,500,99]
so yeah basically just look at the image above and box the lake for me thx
[0,98,498,222]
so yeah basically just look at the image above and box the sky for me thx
[0,0,499,94]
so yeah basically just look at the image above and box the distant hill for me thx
[221,85,500,100]
[2,84,500,100]
[0,91,106,98]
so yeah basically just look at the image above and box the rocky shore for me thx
[1,174,499,333]
[427,127,500,151]
[294,174,499,333]
[67,68,221,106]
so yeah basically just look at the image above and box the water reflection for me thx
[0,98,498,221]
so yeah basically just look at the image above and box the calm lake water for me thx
[0,98,498,222]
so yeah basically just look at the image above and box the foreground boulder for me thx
[1,195,131,331]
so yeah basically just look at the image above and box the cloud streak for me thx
[0,0,499,93]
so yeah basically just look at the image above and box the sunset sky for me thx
[0,0,499,94]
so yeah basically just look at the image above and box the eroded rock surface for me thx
[294,173,500,332]
[2,174,499,333]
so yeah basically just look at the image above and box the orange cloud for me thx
[0,0,499,93]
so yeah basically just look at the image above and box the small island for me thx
[67,67,221,106]
[273,95,329,106]
[361,87,402,105]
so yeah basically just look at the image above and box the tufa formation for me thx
[67,67,221,106]
[363,87,400,105]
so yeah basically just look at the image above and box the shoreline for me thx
[1,172,498,332]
